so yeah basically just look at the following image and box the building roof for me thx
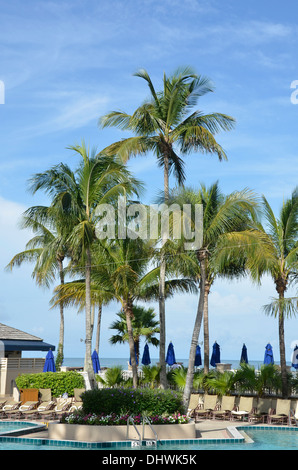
[0,323,43,341]
[0,323,55,351]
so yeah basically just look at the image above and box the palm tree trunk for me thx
[159,153,170,389]
[84,248,96,388]
[95,303,102,353]
[124,299,138,388]
[278,291,288,398]
[56,258,65,369]
[203,281,211,374]
[182,248,207,412]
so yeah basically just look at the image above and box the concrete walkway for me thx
[195,419,252,438]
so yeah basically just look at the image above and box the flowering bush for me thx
[61,412,189,426]
[81,387,184,416]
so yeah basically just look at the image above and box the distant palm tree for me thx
[6,204,74,368]
[109,305,160,363]
[249,189,298,397]
[216,188,297,397]
[99,67,235,387]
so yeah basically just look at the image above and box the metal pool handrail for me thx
[126,415,142,446]
[142,416,158,446]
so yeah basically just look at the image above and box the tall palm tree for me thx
[248,189,298,397]
[109,305,160,363]
[167,182,260,410]
[101,237,160,388]
[6,204,74,368]
[28,142,142,385]
[100,236,196,387]
[99,67,235,387]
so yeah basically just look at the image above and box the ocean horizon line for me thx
[62,357,293,368]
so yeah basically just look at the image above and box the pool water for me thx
[151,428,298,451]
[0,421,40,434]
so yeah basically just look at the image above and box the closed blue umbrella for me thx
[129,343,139,366]
[92,350,100,373]
[194,345,202,367]
[166,342,176,366]
[43,349,56,372]
[264,343,274,365]
[291,345,298,370]
[240,344,248,364]
[141,343,151,366]
[210,342,220,367]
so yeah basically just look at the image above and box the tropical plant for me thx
[205,370,237,396]
[254,365,282,397]
[141,365,161,389]
[96,366,124,388]
[99,67,235,388]
[109,305,160,363]
[50,242,115,355]
[241,188,297,397]
[6,204,75,369]
[27,141,142,384]
[233,363,258,394]
[166,182,260,410]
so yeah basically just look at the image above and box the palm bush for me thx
[167,367,205,392]
[254,364,282,397]
[141,365,161,389]
[233,363,258,394]
[96,366,124,388]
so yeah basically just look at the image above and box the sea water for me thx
[62,357,292,370]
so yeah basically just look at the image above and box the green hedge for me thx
[81,388,184,416]
[15,372,85,398]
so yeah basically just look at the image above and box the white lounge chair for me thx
[231,396,254,421]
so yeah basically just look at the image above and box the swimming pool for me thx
[0,421,46,436]
[0,425,297,450]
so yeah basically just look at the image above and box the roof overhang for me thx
[0,340,55,352]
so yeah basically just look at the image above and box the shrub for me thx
[15,371,85,397]
[81,388,184,416]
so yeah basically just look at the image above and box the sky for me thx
[0,0,297,364]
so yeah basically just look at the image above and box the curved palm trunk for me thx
[56,257,65,369]
[182,249,207,412]
[159,154,169,389]
[124,299,138,388]
[84,248,96,388]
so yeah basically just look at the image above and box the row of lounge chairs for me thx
[0,388,85,421]
[189,394,298,426]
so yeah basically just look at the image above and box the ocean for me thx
[62,357,292,370]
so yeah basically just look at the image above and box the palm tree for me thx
[99,66,235,387]
[248,189,298,397]
[216,188,298,397]
[167,182,260,410]
[6,204,74,368]
[28,142,142,385]
[101,237,160,388]
[109,305,160,363]
[101,236,197,388]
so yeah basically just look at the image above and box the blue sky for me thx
[0,0,297,363]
